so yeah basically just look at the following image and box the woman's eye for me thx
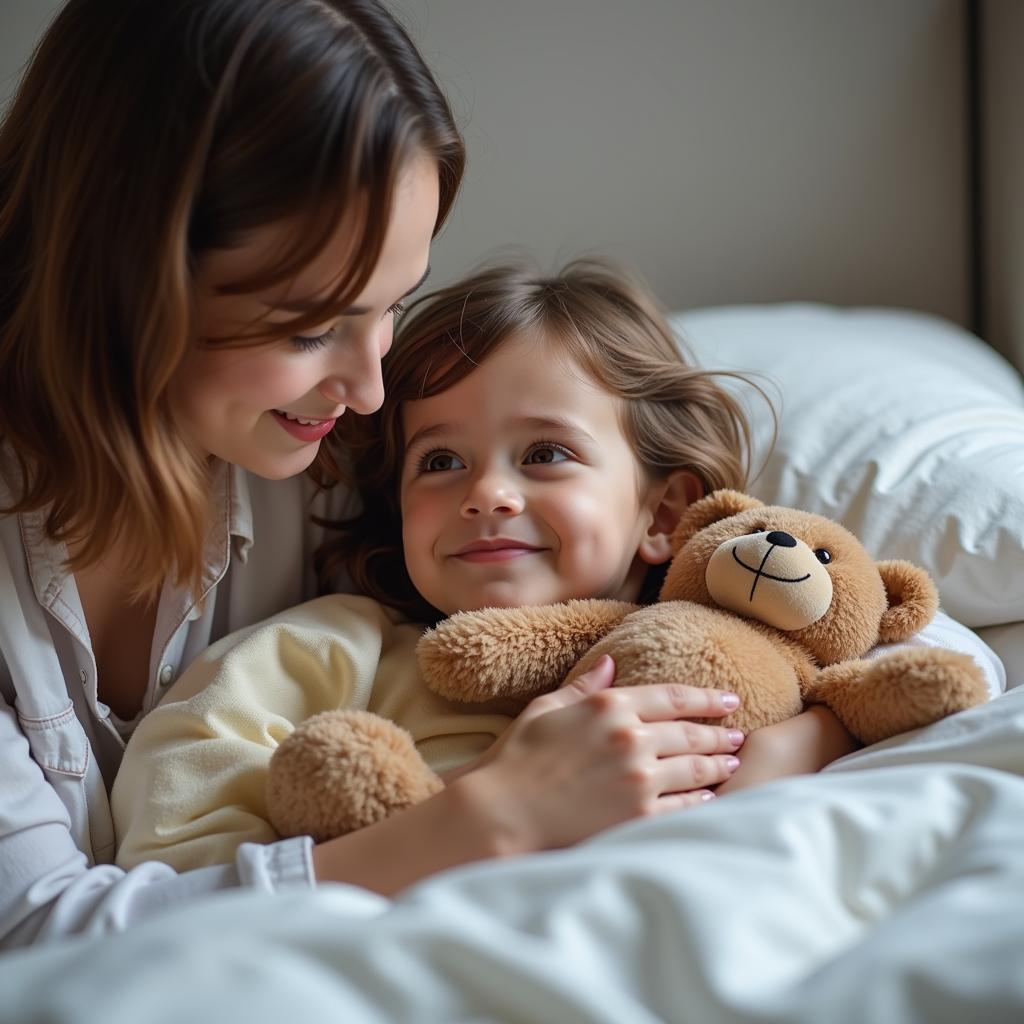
[420,450,465,473]
[290,327,336,352]
[386,301,406,319]
[524,444,571,465]
[814,548,833,564]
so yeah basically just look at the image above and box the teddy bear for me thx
[267,490,988,842]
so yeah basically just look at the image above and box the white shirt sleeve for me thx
[0,692,314,950]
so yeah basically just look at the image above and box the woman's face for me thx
[178,154,439,480]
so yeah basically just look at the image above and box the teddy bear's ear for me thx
[876,560,939,642]
[670,489,764,552]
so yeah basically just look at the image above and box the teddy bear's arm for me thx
[417,599,639,702]
[805,647,988,745]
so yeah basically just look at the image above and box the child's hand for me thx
[714,705,860,796]
[451,655,744,853]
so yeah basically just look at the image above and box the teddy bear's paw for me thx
[267,709,443,842]
[811,648,989,746]
[417,599,637,702]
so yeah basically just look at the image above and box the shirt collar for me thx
[18,458,257,615]
[224,461,255,565]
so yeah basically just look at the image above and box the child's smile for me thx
[449,537,548,562]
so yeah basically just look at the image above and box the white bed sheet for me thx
[3,689,1022,1023]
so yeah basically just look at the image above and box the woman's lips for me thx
[271,409,338,442]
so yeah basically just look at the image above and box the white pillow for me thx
[671,304,1024,633]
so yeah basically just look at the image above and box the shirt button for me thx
[158,664,175,687]
[80,669,88,684]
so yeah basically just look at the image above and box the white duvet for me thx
[3,689,1023,1024]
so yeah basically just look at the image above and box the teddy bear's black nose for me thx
[766,531,797,548]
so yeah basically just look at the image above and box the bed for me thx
[2,303,1023,1023]
[2,693,1024,1023]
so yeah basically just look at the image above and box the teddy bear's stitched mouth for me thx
[731,545,812,601]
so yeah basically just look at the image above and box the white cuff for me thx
[236,836,316,893]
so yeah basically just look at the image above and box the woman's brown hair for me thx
[0,0,464,599]
[320,257,773,621]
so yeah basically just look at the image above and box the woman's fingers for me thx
[656,789,719,812]
[517,654,617,726]
[585,681,740,723]
[646,720,745,757]
[567,654,617,694]
[658,752,741,793]
[532,657,741,727]
[469,656,745,849]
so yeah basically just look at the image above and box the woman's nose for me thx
[317,321,390,414]
[460,475,525,517]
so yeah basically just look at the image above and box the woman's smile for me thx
[270,409,339,443]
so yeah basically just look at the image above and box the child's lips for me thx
[450,539,544,562]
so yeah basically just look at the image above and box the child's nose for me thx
[460,475,525,517]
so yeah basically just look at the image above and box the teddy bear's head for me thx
[659,491,938,666]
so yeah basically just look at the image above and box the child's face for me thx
[399,333,670,614]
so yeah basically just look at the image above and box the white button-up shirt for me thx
[0,449,349,949]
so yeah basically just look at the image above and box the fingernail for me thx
[727,729,744,746]
[725,756,740,772]
[721,693,740,710]
[700,791,716,802]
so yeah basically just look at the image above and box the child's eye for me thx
[419,449,466,473]
[523,443,571,465]
[386,301,406,319]
[290,327,336,352]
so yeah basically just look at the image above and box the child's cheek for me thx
[549,483,641,591]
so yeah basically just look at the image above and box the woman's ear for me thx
[637,471,704,565]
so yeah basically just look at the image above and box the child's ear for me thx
[637,471,704,565]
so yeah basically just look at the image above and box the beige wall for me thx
[982,0,1024,369]
[0,0,992,339]
[402,0,969,325]
[0,1,60,107]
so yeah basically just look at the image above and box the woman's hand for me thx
[450,655,744,854]
[714,705,860,797]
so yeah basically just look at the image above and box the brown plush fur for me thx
[421,600,637,701]
[561,603,807,730]
[268,710,443,840]
[267,491,988,842]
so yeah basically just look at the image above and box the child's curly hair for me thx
[317,257,773,621]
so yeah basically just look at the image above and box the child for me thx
[111,260,986,876]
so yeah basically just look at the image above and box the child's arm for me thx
[714,706,859,796]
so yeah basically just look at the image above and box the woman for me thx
[0,0,743,949]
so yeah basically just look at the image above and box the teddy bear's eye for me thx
[814,548,832,564]
[748,526,766,535]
